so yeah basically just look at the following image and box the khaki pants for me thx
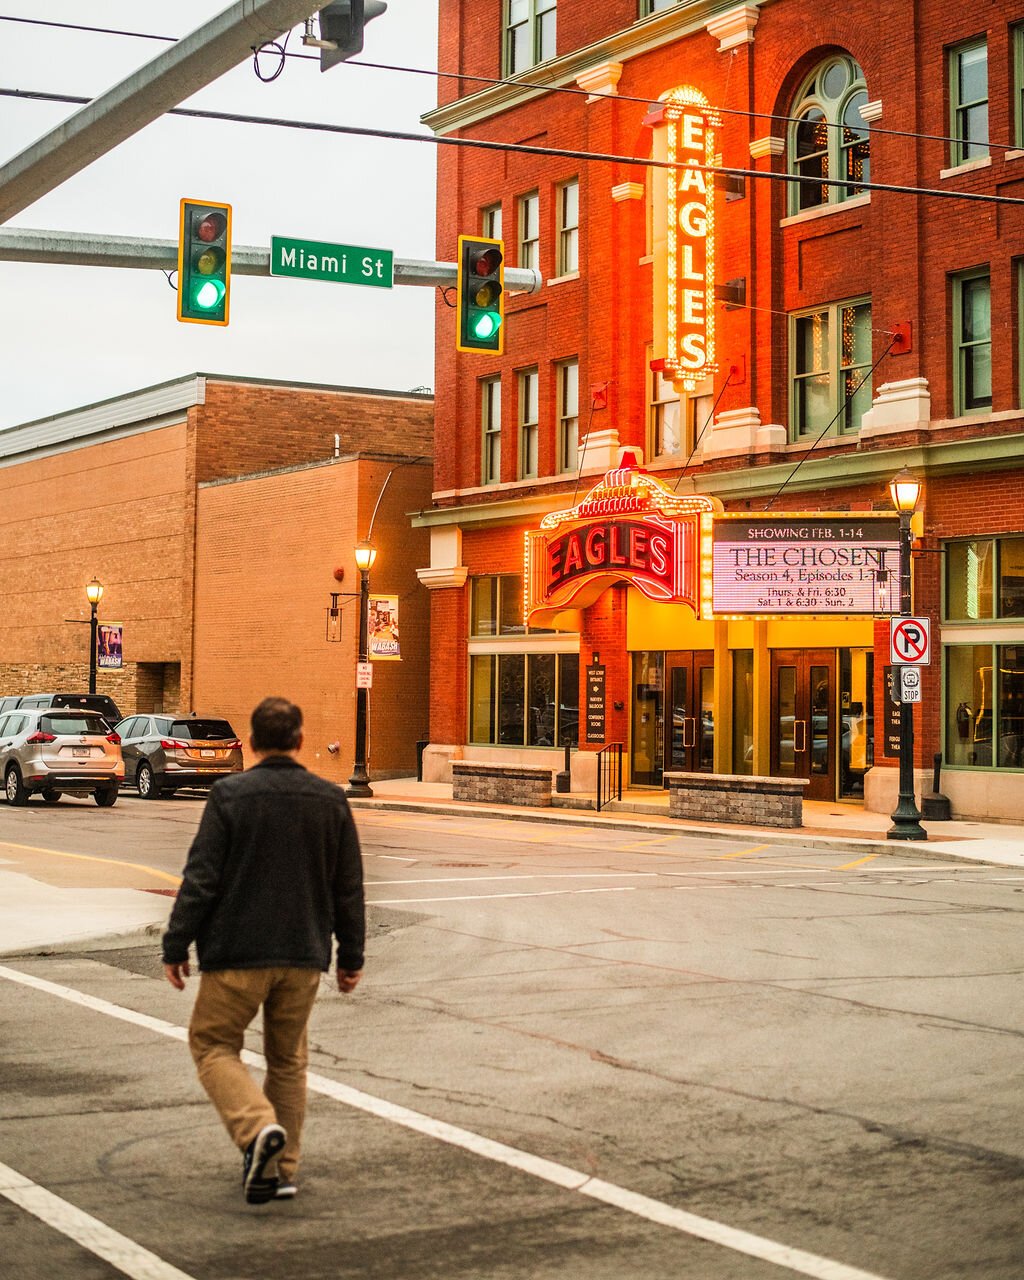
[188,967,321,1182]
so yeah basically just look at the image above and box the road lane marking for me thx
[836,855,880,870]
[0,841,182,887]
[369,887,638,904]
[715,844,770,860]
[365,873,658,885]
[0,1158,196,1280]
[0,964,891,1280]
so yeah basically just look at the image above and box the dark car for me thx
[13,692,123,725]
[115,714,243,798]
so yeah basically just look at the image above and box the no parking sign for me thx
[890,616,931,666]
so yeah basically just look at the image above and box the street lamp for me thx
[886,469,927,841]
[85,578,104,696]
[347,540,377,798]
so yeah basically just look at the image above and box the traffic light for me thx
[177,199,231,326]
[457,235,505,354]
[317,1,387,71]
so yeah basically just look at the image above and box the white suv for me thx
[0,708,124,806]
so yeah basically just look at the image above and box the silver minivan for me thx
[0,708,124,805]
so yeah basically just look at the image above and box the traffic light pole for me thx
[0,2,328,226]
[0,228,544,294]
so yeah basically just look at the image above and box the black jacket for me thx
[162,757,365,972]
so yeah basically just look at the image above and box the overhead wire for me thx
[3,86,1024,208]
[0,13,1019,156]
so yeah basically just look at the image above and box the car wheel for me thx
[5,765,28,806]
[41,789,62,804]
[137,761,161,800]
[94,786,118,808]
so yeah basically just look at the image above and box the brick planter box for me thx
[452,761,553,808]
[665,772,808,828]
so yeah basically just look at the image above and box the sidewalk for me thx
[350,777,1024,869]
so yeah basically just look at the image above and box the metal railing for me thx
[596,743,623,812]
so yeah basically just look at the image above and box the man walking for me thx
[162,696,365,1204]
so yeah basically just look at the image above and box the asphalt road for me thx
[2,793,1023,1279]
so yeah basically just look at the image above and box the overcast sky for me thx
[0,1,438,430]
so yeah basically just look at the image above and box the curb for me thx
[346,797,1002,867]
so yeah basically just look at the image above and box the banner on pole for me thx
[97,623,123,669]
[368,595,400,660]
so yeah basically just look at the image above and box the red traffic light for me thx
[197,212,226,243]
[473,247,503,276]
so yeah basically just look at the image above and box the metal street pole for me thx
[347,564,373,798]
[887,509,927,840]
[88,598,98,696]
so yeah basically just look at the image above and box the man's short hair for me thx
[251,697,303,752]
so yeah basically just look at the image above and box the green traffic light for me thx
[193,278,226,310]
[471,311,501,340]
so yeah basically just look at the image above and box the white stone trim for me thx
[468,635,580,655]
[611,181,645,202]
[416,565,469,590]
[858,377,931,438]
[779,192,870,227]
[939,155,992,179]
[575,61,623,101]
[1005,148,1024,161]
[578,425,622,473]
[546,272,580,287]
[859,99,883,122]
[700,406,786,459]
[705,3,760,50]
[749,135,784,160]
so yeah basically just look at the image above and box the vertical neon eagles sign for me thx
[662,87,720,392]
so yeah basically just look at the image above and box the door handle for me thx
[683,717,696,748]
[794,720,807,753]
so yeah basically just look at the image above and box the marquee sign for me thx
[662,86,720,391]
[525,459,716,624]
[711,515,902,615]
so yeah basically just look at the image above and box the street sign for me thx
[900,666,922,703]
[890,615,931,665]
[270,235,393,288]
[356,662,373,688]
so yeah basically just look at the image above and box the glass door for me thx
[664,651,715,781]
[771,649,837,801]
[631,651,664,786]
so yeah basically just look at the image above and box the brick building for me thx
[0,374,433,782]
[415,1,1024,819]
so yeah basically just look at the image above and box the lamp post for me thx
[347,539,376,798]
[85,578,104,695]
[886,469,927,841]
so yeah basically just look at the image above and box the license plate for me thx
[201,749,216,758]
[73,747,90,758]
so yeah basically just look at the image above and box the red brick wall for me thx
[194,457,432,781]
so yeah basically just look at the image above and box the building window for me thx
[952,269,991,415]
[468,574,578,747]
[505,0,556,75]
[640,0,679,12]
[482,203,502,240]
[518,191,539,271]
[481,376,501,485]
[1015,27,1024,149]
[556,359,579,473]
[790,298,872,437]
[950,39,989,166]
[518,366,539,478]
[648,350,681,458]
[945,536,1024,622]
[943,537,1024,769]
[556,179,578,276]
[787,57,869,214]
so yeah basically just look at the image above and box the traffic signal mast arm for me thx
[0,226,543,293]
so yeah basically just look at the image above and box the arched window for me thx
[788,56,870,214]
